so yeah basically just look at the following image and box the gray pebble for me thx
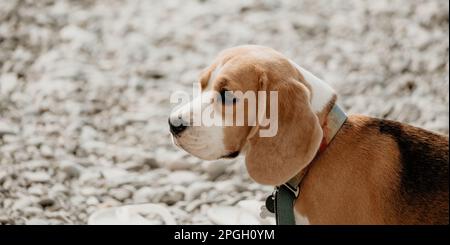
[109,188,132,201]
[23,206,44,216]
[60,160,82,179]
[39,198,55,208]
[202,161,228,180]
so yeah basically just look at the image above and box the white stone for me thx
[0,120,16,136]
[166,171,199,185]
[40,145,54,158]
[185,182,213,201]
[133,187,157,203]
[12,197,34,210]
[206,206,262,225]
[110,188,132,201]
[23,172,51,183]
[28,185,46,196]
[86,196,100,206]
[0,73,18,95]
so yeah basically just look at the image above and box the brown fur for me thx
[200,46,323,185]
[295,115,448,224]
[196,45,449,224]
[245,72,323,185]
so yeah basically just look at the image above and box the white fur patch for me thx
[170,87,227,160]
[289,60,335,112]
[294,208,310,225]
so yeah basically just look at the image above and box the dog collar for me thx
[262,104,347,225]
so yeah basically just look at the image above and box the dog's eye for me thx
[219,89,237,105]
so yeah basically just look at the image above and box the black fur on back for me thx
[376,119,448,195]
[369,118,448,223]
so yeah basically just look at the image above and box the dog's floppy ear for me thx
[245,71,323,186]
[199,65,214,89]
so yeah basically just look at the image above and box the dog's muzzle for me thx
[168,117,188,136]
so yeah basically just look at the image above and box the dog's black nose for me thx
[169,117,188,136]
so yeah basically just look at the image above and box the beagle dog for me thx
[169,45,449,224]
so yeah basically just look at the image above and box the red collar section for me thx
[317,104,347,155]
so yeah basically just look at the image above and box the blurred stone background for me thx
[0,0,448,224]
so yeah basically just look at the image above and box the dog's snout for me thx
[169,117,188,136]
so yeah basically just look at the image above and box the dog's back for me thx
[296,115,448,224]
[374,119,449,224]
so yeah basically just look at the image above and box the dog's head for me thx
[169,45,336,185]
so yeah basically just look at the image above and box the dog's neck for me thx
[316,102,347,154]
[283,62,346,194]
[275,102,347,225]
[288,60,336,114]
[285,102,347,192]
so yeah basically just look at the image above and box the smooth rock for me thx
[160,191,184,206]
[0,120,16,136]
[202,161,228,180]
[60,160,82,179]
[28,185,46,196]
[0,171,8,183]
[12,197,34,210]
[23,206,44,216]
[79,171,102,184]
[40,145,54,158]
[109,188,132,201]
[101,168,133,186]
[80,186,101,196]
[166,171,199,185]
[39,198,55,208]
[0,73,18,95]
[185,182,213,201]
[206,206,261,225]
[86,196,100,206]
[23,172,51,183]
[132,187,156,203]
